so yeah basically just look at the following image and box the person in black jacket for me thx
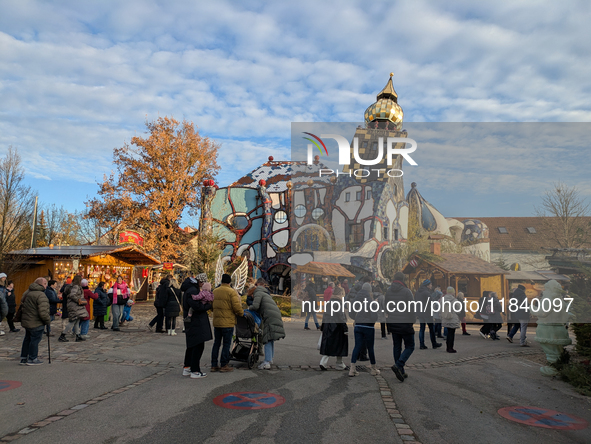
[181,277,212,378]
[5,280,19,332]
[93,282,110,329]
[158,276,181,335]
[148,278,168,333]
[415,279,441,350]
[385,272,416,382]
[303,281,320,330]
[506,285,530,346]
[44,280,61,336]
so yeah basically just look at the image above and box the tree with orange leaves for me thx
[86,117,220,261]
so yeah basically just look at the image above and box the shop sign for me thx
[162,262,174,271]
[119,230,144,247]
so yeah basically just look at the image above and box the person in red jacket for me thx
[79,279,98,339]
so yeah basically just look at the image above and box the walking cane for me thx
[47,328,52,364]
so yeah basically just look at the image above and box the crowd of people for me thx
[302,273,531,382]
[0,271,136,365]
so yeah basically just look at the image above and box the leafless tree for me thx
[0,147,36,272]
[535,182,591,249]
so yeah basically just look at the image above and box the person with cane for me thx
[19,277,51,365]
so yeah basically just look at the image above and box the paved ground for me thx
[1,303,589,443]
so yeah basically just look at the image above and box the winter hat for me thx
[201,282,212,292]
[434,289,443,298]
[81,279,89,287]
[221,274,232,284]
[517,284,526,290]
[393,272,405,282]
[446,287,455,296]
[195,273,208,282]
[422,279,431,286]
[0,273,7,279]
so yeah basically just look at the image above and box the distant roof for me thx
[506,270,570,282]
[8,245,160,265]
[404,253,509,275]
[230,160,331,192]
[452,217,591,251]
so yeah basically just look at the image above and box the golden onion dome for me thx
[364,73,404,126]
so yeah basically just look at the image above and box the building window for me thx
[356,191,362,201]
[294,205,306,218]
[394,229,399,241]
[366,189,372,199]
[348,223,364,247]
[362,140,368,148]
[498,227,508,234]
[370,141,378,156]
[312,208,324,220]
[274,211,287,224]
[383,223,389,240]
[345,192,350,202]
[526,227,536,234]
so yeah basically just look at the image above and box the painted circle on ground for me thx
[498,406,588,430]
[0,380,22,392]
[213,392,285,410]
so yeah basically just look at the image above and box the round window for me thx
[294,205,306,218]
[312,208,324,220]
[228,215,249,230]
[274,210,288,224]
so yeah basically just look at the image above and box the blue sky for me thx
[1,0,590,225]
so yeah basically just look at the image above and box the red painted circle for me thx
[0,380,22,392]
[498,406,588,430]
[213,392,285,410]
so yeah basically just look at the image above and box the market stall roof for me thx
[404,253,509,276]
[295,261,355,277]
[8,245,160,265]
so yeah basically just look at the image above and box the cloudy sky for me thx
[1,0,590,222]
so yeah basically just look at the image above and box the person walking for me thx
[148,277,168,333]
[79,279,98,339]
[319,298,348,371]
[432,287,444,339]
[415,279,442,350]
[211,274,244,372]
[249,278,285,370]
[373,282,388,340]
[323,282,334,303]
[181,277,212,379]
[441,287,461,353]
[488,292,504,340]
[44,280,60,336]
[303,280,320,330]
[385,272,416,382]
[0,272,9,335]
[19,278,51,365]
[93,282,110,329]
[111,276,130,331]
[478,291,492,338]
[58,277,72,341]
[507,284,530,347]
[5,280,19,333]
[349,276,380,377]
[164,277,181,335]
[59,275,87,342]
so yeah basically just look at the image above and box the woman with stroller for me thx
[249,278,285,370]
[181,276,212,379]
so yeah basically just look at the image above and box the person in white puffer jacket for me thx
[441,287,461,353]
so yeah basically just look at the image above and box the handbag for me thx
[13,304,23,323]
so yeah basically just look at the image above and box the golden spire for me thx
[376,72,398,102]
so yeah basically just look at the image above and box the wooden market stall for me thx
[403,252,509,321]
[6,245,160,305]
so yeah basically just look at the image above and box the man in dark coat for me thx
[507,284,530,346]
[385,272,416,382]
[415,279,441,350]
[44,280,61,336]
[20,278,51,365]
[303,281,320,330]
[149,277,169,333]
[181,277,212,378]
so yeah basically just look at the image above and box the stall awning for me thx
[295,262,355,277]
[403,253,509,276]
[8,245,161,265]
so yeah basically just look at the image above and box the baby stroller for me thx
[230,310,261,369]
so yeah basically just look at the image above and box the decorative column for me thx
[200,179,217,236]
